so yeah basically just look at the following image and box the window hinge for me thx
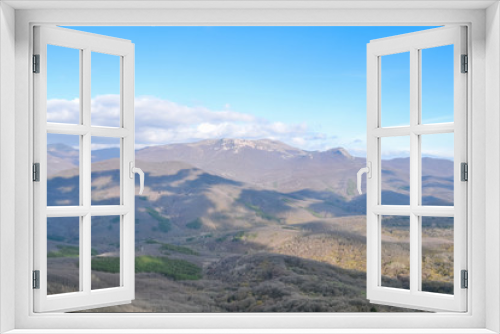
[33,54,40,73]
[33,270,40,289]
[461,162,468,181]
[33,163,40,182]
[461,270,468,289]
[461,54,468,73]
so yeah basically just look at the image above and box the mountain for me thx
[91,147,121,162]
[47,139,454,203]
[47,144,121,176]
[135,139,363,197]
[136,138,453,202]
[46,138,453,312]
[47,143,79,176]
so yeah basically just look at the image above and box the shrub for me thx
[47,235,65,242]
[186,218,203,230]
[92,255,202,281]
[232,231,245,242]
[146,207,171,233]
[241,202,279,222]
[160,243,199,256]
[216,235,228,243]
[47,245,79,258]
[91,257,120,273]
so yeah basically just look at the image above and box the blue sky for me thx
[47,26,454,158]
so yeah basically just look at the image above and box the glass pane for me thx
[47,133,80,206]
[47,45,80,124]
[421,45,454,124]
[381,52,410,128]
[91,137,121,206]
[421,217,454,295]
[381,136,410,205]
[381,215,410,290]
[91,215,121,290]
[421,133,454,206]
[47,217,80,295]
[91,52,121,127]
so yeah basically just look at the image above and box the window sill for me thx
[4,329,498,334]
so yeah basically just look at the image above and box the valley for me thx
[45,138,454,312]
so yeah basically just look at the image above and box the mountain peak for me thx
[201,138,300,154]
[325,147,353,160]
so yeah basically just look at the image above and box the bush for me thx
[47,245,79,258]
[47,235,65,242]
[232,231,245,242]
[241,202,279,222]
[91,257,120,273]
[160,243,199,256]
[186,218,203,230]
[92,255,202,281]
[146,207,171,233]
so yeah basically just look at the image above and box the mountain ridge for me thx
[48,138,453,202]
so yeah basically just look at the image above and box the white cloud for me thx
[91,94,121,127]
[47,94,366,155]
[47,98,80,123]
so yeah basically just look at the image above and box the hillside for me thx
[83,253,414,313]
[45,139,454,312]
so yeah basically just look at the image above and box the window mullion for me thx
[81,48,92,294]
[409,47,420,295]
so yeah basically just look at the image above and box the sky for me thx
[46,26,455,159]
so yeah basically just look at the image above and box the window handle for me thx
[357,162,372,195]
[129,161,145,195]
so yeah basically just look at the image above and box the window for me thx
[35,25,467,314]
[364,26,467,312]
[33,26,140,312]
[3,2,496,333]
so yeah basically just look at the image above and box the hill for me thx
[83,253,415,313]
[45,138,454,312]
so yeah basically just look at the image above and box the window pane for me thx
[91,215,121,290]
[381,136,410,205]
[47,217,80,295]
[381,52,410,128]
[91,52,121,127]
[421,45,454,124]
[421,133,454,206]
[421,217,454,295]
[91,137,121,206]
[381,215,410,290]
[47,45,80,124]
[47,134,80,206]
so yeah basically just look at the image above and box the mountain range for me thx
[48,138,453,204]
[46,138,454,312]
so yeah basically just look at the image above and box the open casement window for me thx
[364,26,468,312]
[33,26,140,312]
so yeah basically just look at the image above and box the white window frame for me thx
[366,26,468,312]
[33,25,136,313]
[0,2,499,333]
